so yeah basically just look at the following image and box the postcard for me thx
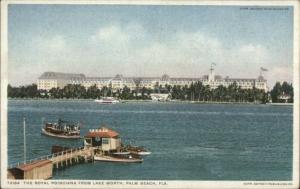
[1,0,299,188]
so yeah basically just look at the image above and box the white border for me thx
[1,0,9,188]
[0,0,299,6]
[1,0,299,188]
[292,0,300,185]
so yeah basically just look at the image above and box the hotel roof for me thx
[39,72,86,80]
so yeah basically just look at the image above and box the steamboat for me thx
[41,119,81,139]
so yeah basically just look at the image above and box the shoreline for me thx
[7,98,293,106]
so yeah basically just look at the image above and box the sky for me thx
[8,4,294,88]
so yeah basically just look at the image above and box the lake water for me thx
[7,100,293,180]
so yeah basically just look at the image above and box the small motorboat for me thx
[94,154,143,163]
[125,145,151,155]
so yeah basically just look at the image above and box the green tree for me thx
[87,85,100,99]
[120,86,133,100]
[62,84,86,99]
[7,84,39,98]
[49,87,63,98]
[270,82,282,103]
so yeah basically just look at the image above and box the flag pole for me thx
[260,69,262,77]
[23,117,26,164]
[260,67,268,77]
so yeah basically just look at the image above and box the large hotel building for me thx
[37,68,268,92]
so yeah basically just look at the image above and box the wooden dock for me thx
[51,146,94,168]
[7,146,95,180]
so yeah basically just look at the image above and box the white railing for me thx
[8,146,85,169]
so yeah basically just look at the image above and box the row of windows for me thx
[39,84,57,87]
[39,81,265,87]
[40,79,264,85]
[38,79,266,91]
[39,81,57,84]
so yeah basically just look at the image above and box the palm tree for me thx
[120,85,133,100]
[87,84,100,99]
[133,78,142,98]
[202,85,210,101]
[154,82,159,93]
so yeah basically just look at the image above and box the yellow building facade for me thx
[37,70,268,92]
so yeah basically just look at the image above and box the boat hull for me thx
[41,128,81,139]
[127,151,151,155]
[94,99,120,104]
[136,151,151,155]
[94,155,143,163]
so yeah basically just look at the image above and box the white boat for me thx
[94,97,120,104]
[94,155,143,163]
[125,145,151,156]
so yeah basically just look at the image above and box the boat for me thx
[94,154,143,163]
[112,152,131,155]
[41,119,81,139]
[94,97,120,104]
[125,145,151,155]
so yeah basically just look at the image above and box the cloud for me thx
[9,22,292,88]
[8,34,78,86]
[236,44,269,65]
[268,66,293,85]
[35,35,67,53]
[90,22,146,50]
[216,44,271,78]
[86,24,290,88]
[91,25,129,44]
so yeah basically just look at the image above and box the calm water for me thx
[8,100,293,180]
